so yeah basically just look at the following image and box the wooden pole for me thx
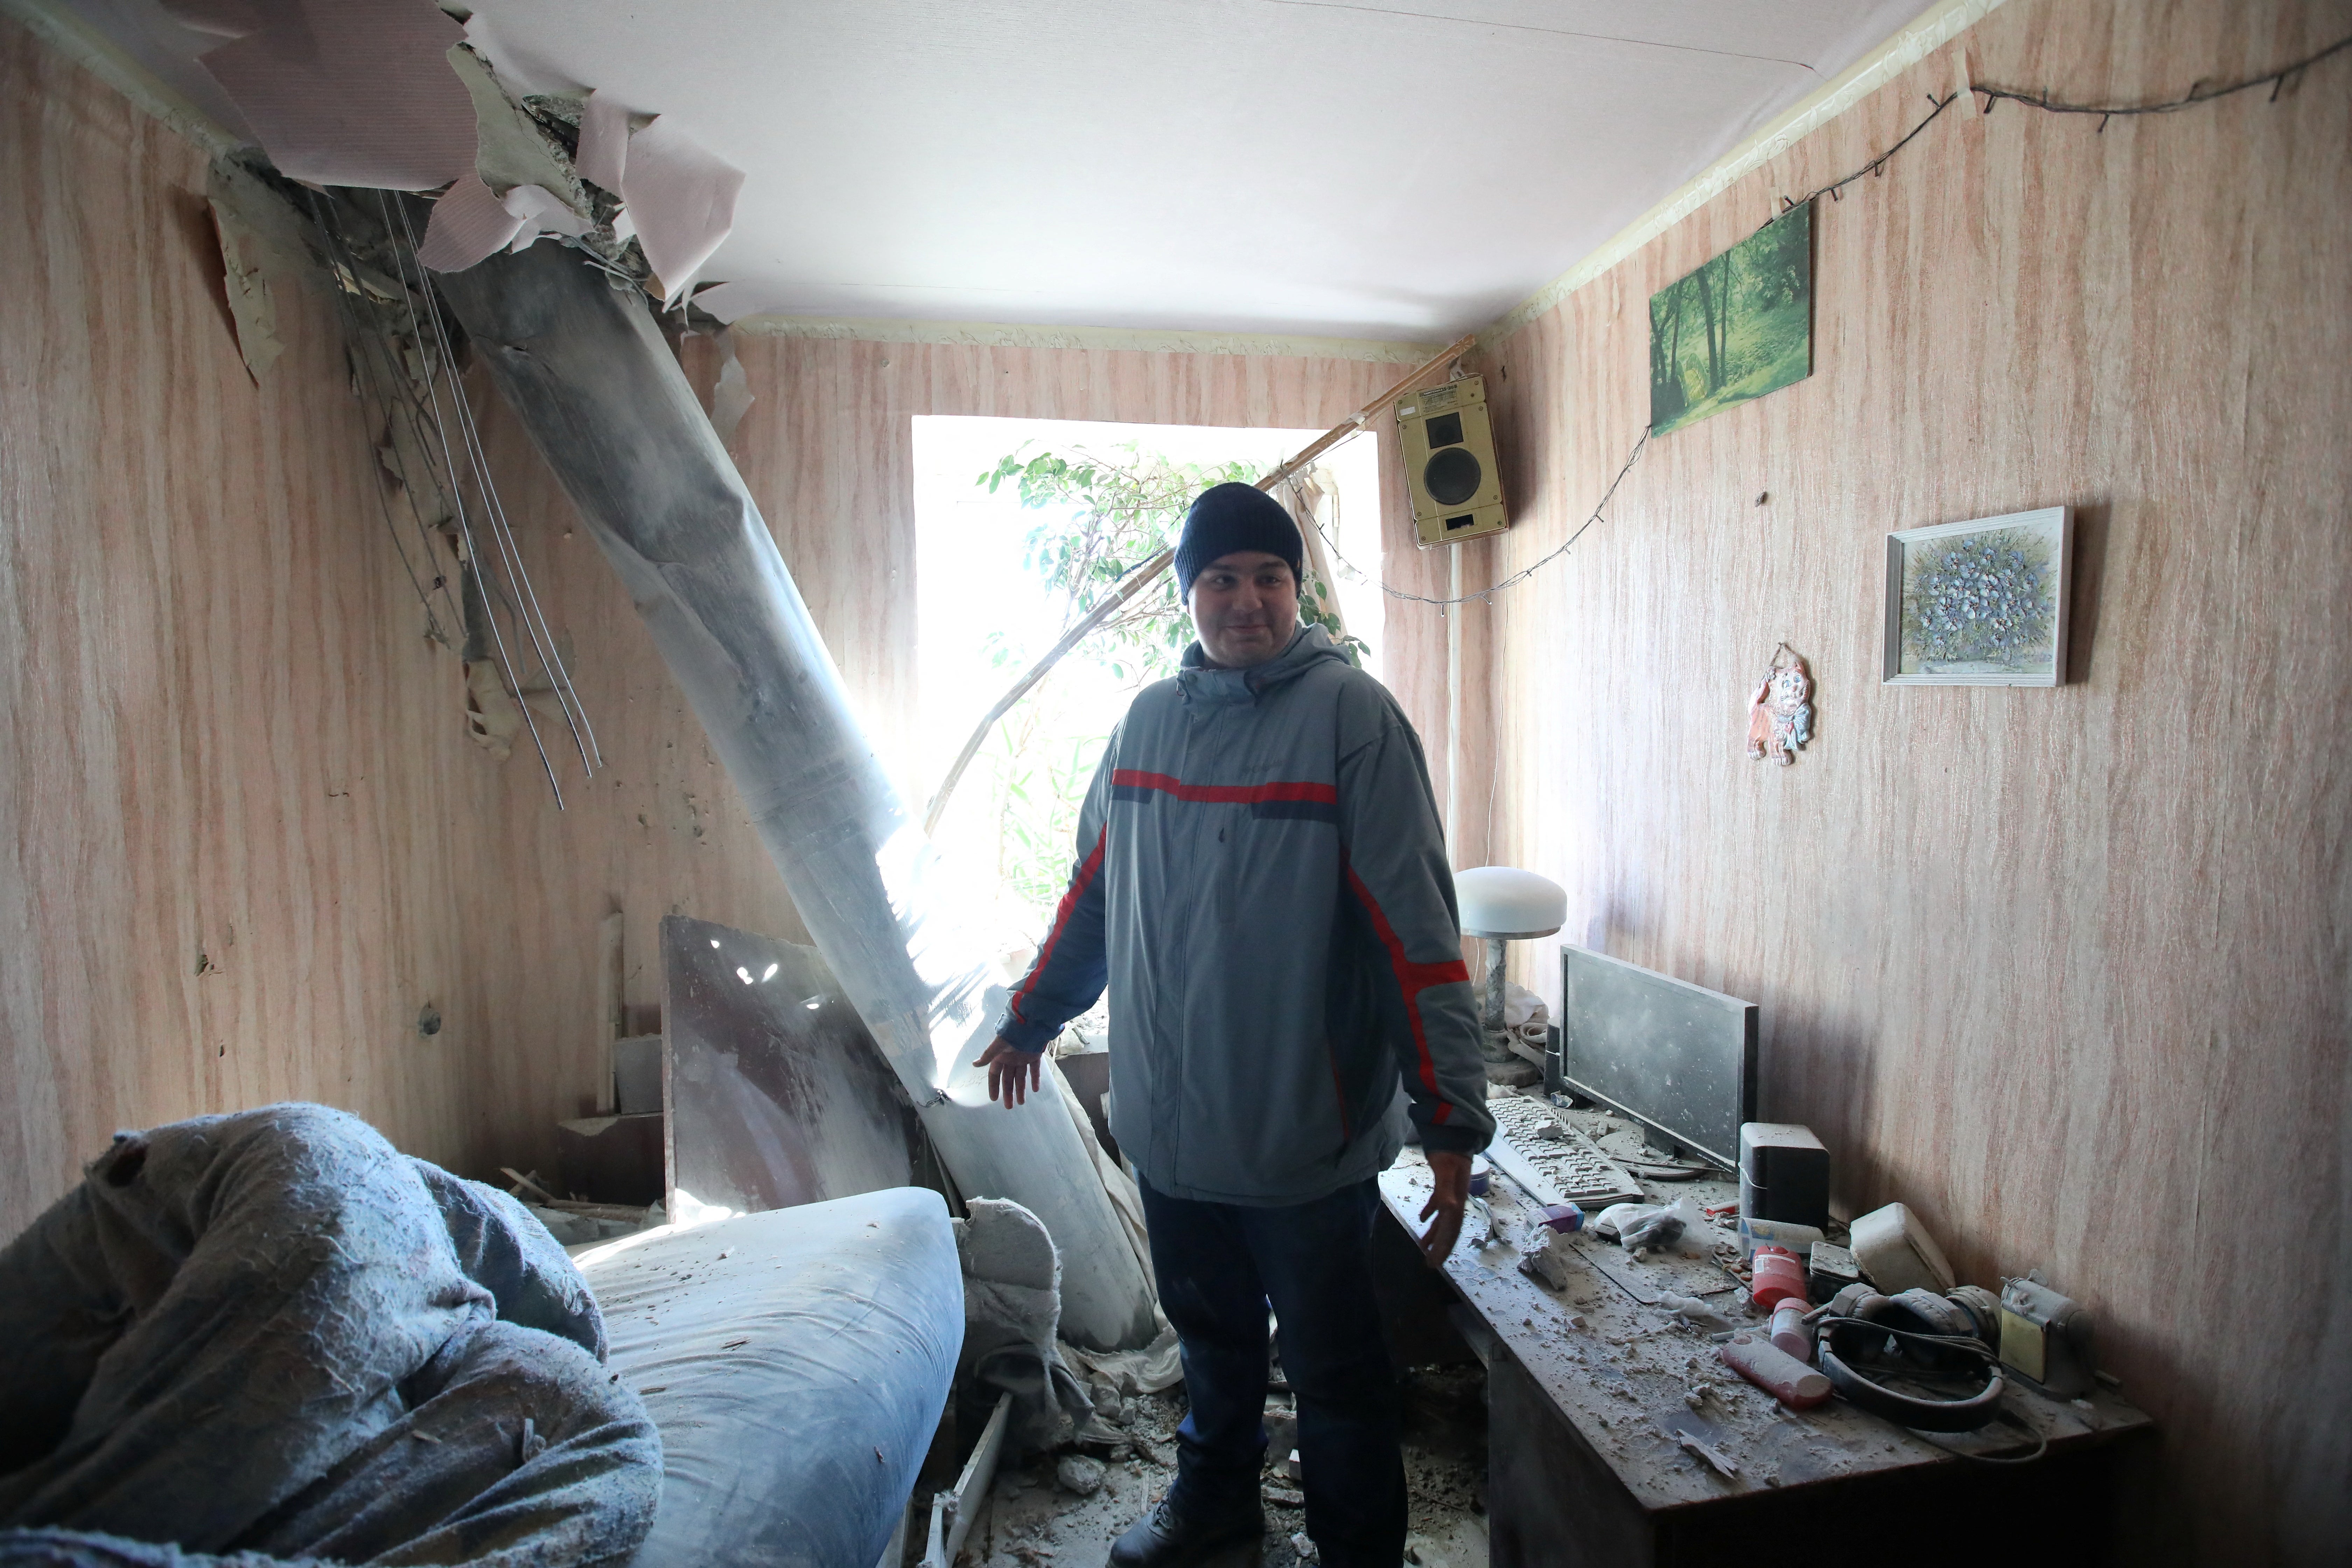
[920,546,1175,836]
[596,908,624,1113]
[921,331,1475,836]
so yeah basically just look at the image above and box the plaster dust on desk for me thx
[1418,1103,1871,1496]
[944,1371,1491,1567]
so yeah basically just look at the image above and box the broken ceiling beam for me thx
[429,240,1156,1351]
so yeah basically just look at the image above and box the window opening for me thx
[910,415,1384,954]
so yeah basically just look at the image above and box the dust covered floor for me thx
[950,1367,1490,1568]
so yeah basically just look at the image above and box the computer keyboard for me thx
[1484,1091,1645,1209]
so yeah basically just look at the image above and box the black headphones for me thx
[1815,1288,2005,1432]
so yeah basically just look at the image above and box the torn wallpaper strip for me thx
[208,158,322,278]
[209,202,282,381]
[620,117,744,307]
[422,180,596,272]
[504,184,593,242]
[419,173,526,271]
[195,0,475,190]
[575,89,631,196]
[708,330,754,448]
[202,156,335,383]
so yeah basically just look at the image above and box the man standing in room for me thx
[975,481,1492,1568]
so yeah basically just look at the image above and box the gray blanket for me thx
[0,1105,659,1567]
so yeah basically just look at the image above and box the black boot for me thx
[1107,1488,1264,1567]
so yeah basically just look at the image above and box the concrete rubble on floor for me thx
[901,1365,1490,1568]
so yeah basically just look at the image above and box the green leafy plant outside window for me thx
[966,444,1366,929]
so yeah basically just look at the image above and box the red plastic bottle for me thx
[1750,1244,1807,1313]
[1720,1333,1832,1409]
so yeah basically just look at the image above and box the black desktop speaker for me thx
[1396,374,1507,546]
[1738,1122,1830,1229]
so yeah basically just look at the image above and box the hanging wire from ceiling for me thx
[303,187,599,806]
[300,194,464,651]
[380,192,604,779]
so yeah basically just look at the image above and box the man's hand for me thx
[973,1037,1042,1110]
[1418,1149,1472,1269]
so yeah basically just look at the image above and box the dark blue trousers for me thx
[1138,1175,1407,1567]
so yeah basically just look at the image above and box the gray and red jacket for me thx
[995,624,1493,1206]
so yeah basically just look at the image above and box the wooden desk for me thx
[1378,1138,2152,1567]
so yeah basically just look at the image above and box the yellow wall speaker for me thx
[1396,374,1507,547]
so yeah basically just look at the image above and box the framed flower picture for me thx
[1882,507,2072,686]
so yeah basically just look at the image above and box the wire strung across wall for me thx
[1777,30,2352,218]
[1973,30,2352,130]
[1774,91,1960,219]
[1284,29,2352,616]
[1282,423,1652,611]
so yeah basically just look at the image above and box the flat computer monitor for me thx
[1555,945,1757,1171]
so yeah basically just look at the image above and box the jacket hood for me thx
[1177,623,1346,706]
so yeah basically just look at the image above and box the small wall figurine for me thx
[1746,645,1813,766]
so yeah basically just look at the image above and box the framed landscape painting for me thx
[1648,202,1813,436]
[1883,507,2073,686]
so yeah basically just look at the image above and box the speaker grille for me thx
[1423,446,1483,507]
[1424,411,1464,448]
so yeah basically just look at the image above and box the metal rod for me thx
[386,196,599,779]
[304,192,466,642]
[410,237,603,771]
[373,193,567,806]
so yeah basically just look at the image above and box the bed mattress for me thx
[578,1188,961,1568]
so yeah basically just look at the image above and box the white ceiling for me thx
[75,0,1935,341]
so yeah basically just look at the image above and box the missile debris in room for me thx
[429,238,1157,1351]
[661,912,926,1218]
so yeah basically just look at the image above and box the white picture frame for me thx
[1882,506,2073,687]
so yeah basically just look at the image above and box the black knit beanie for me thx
[1173,482,1303,598]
